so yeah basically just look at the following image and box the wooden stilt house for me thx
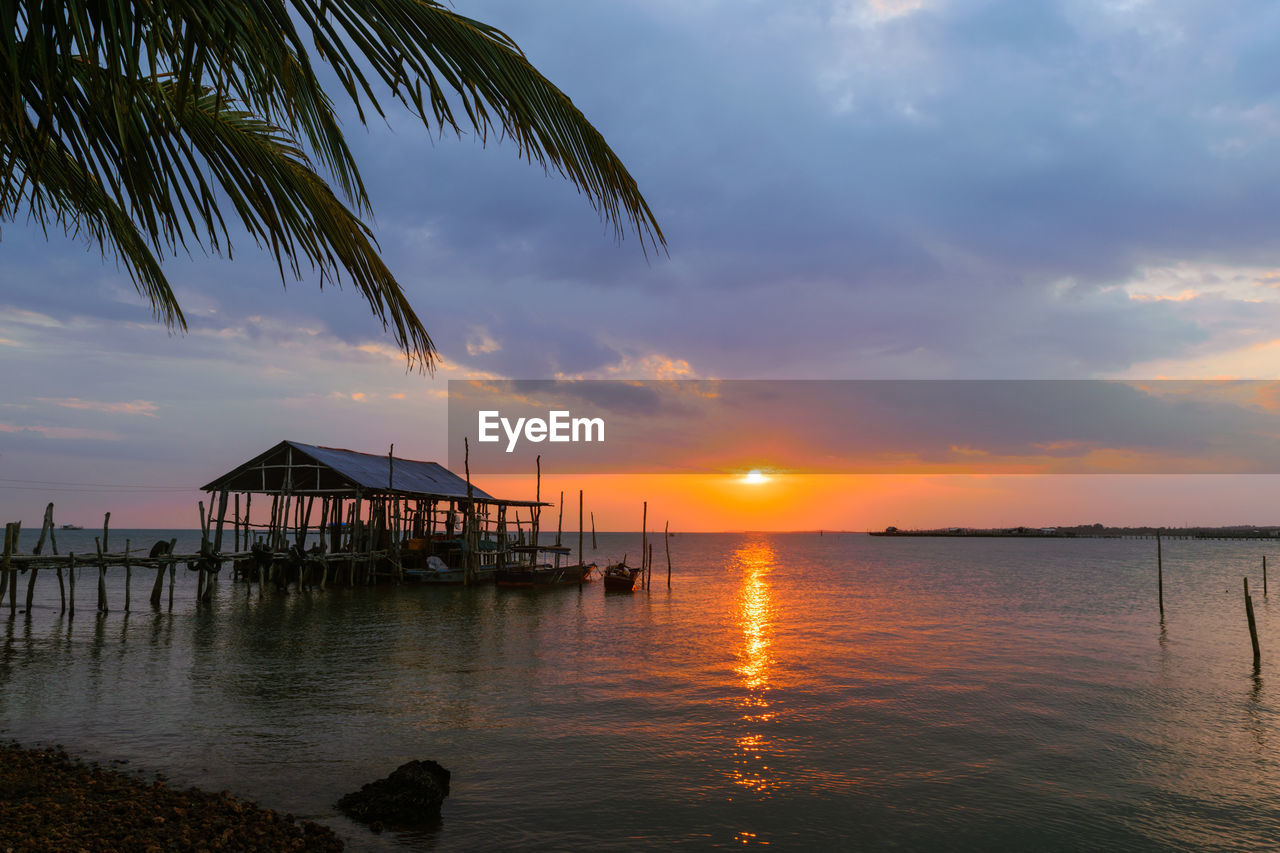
[201,440,543,586]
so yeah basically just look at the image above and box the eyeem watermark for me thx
[478,410,605,453]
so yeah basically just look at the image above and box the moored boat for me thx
[602,561,641,592]
[495,545,595,588]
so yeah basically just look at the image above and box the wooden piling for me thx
[102,512,110,554]
[4,523,15,616]
[556,490,564,548]
[94,536,107,613]
[641,501,647,590]
[150,555,166,609]
[68,552,76,615]
[578,490,584,589]
[123,539,131,612]
[1157,528,1164,618]
[1265,555,1269,597]
[34,503,54,555]
[666,521,672,589]
[591,511,597,550]
[1245,576,1262,667]
[25,558,37,613]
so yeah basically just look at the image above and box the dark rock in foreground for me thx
[336,760,450,826]
[0,741,343,851]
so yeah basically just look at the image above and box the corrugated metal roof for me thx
[201,440,544,504]
[287,441,496,501]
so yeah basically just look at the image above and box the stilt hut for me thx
[201,441,543,586]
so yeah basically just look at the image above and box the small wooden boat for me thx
[602,561,641,593]
[495,545,595,588]
[403,555,497,585]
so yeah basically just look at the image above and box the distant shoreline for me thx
[870,525,1280,539]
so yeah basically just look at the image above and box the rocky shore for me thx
[0,742,344,852]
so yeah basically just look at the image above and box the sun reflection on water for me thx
[730,538,780,796]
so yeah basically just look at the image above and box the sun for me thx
[744,469,768,485]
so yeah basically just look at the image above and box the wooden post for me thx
[68,552,76,616]
[556,491,564,548]
[464,438,476,585]
[102,512,110,554]
[533,456,541,562]
[168,551,176,610]
[578,490,584,588]
[213,489,229,554]
[641,501,647,590]
[666,521,672,589]
[1157,528,1164,618]
[150,553,166,609]
[591,512,597,550]
[3,523,14,616]
[123,539,131,612]
[234,493,241,553]
[34,503,54,555]
[1265,555,1269,597]
[1245,576,1262,667]
[648,543,654,591]
[94,535,107,613]
[25,558,38,613]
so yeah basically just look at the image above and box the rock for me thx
[335,760,450,826]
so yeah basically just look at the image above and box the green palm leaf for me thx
[0,1,665,370]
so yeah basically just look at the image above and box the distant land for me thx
[869,524,1280,540]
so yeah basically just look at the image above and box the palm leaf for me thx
[0,1,664,369]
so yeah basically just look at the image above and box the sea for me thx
[1,530,1278,851]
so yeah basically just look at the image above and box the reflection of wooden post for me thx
[666,521,672,589]
[1245,577,1261,667]
[1157,529,1164,618]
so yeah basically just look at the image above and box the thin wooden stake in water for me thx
[1157,528,1164,618]
[666,521,672,589]
[1245,576,1261,668]
[1265,555,1269,597]
[578,490,584,589]
[102,512,110,554]
[591,512,597,550]
[123,539,131,612]
[556,491,564,548]
[3,523,14,616]
[641,501,648,591]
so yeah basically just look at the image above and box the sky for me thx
[6,0,1280,529]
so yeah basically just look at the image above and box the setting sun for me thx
[744,469,767,485]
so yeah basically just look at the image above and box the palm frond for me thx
[0,0,664,368]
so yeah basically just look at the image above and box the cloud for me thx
[36,398,160,417]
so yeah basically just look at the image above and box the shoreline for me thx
[0,741,344,852]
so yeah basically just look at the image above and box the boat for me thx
[61,524,84,530]
[495,545,595,588]
[602,560,642,593]
[403,554,497,585]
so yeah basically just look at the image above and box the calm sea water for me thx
[2,530,1278,850]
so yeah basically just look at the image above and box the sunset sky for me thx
[6,1,1280,529]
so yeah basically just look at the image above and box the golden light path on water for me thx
[731,537,779,798]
